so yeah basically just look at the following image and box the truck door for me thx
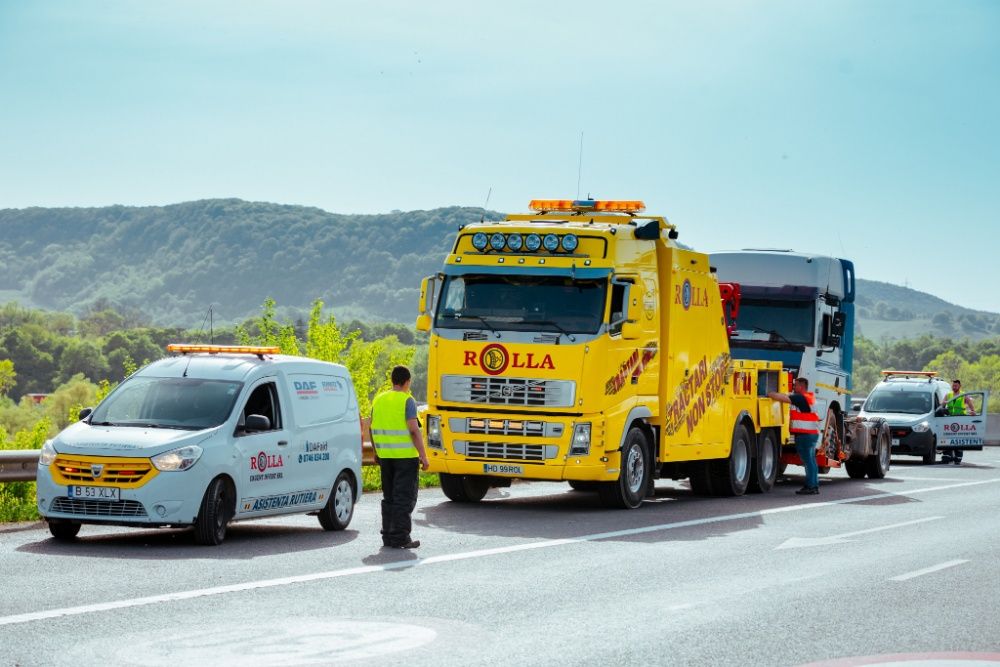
[933,391,989,452]
[235,378,292,514]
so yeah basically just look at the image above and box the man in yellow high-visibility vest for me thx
[371,365,429,549]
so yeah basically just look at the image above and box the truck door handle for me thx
[278,440,288,446]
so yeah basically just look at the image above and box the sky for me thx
[1,0,998,312]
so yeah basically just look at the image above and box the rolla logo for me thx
[462,343,555,376]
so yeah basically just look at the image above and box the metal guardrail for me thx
[0,444,376,484]
[0,450,40,482]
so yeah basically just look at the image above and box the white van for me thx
[35,345,363,545]
[858,371,988,464]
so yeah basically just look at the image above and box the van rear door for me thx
[934,391,989,452]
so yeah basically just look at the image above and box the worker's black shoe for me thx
[399,540,420,549]
[941,455,953,464]
[795,486,819,495]
[953,458,963,465]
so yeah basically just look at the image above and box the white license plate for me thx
[482,463,523,475]
[891,438,900,446]
[68,485,120,501]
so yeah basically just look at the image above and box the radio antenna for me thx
[481,187,492,222]
[576,131,584,200]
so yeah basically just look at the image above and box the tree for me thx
[0,359,15,397]
[56,339,111,385]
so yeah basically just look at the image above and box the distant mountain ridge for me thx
[1,198,996,339]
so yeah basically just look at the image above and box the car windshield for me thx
[864,389,932,415]
[434,275,606,335]
[89,376,244,430]
[730,299,815,345]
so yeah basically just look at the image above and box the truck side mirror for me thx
[821,312,842,348]
[416,275,438,332]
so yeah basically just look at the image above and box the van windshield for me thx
[89,377,244,430]
[864,389,932,415]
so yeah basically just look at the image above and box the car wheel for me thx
[319,471,355,531]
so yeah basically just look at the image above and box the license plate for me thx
[891,438,900,446]
[482,463,523,475]
[68,485,120,501]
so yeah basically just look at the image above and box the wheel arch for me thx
[733,409,758,457]
[617,405,655,452]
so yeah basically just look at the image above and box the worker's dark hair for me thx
[952,379,961,384]
[391,365,411,387]
[794,377,809,390]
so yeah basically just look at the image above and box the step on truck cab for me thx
[36,345,363,544]
[416,199,795,509]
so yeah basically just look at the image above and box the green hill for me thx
[1,198,996,338]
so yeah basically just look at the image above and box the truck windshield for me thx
[435,275,606,335]
[89,377,244,430]
[731,299,814,345]
[864,389,932,415]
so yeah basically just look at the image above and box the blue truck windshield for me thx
[435,275,606,334]
[731,299,815,346]
[90,377,244,430]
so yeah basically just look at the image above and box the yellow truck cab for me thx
[416,199,789,508]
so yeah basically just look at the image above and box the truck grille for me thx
[453,440,558,461]
[52,455,156,487]
[441,375,575,407]
[50,497,148,517]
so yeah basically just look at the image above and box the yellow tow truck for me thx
[415,199,790,508]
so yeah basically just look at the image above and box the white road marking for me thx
[890,476,969,482]
[2,476,999,627]
[775,516,943,550]
[890,559,969,582]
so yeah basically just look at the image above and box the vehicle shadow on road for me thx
[16,525,360,560]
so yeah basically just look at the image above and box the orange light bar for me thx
[880,370,938,377]
[167,344,281,355]
[529,199,646,213]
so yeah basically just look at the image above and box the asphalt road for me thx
[3,452,1000,667]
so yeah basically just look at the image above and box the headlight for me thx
[489,232,506,251]
[543,233,560,252]
[39,440,57,466]
[151,445,203,471]
[912,421,931,433]
[524,233,541,252]
[570,423,592,455]
[561,234,579,252]
[506,233,523,251]
[471,232,488,251]
[426,415,443,450]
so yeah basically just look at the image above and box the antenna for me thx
[481,187,492,222]
[576,131,584,199]
[210,305,214,344]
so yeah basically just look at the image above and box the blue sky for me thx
[1,1,997,312]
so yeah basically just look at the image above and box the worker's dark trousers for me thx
[795,433,820,489]
[379,457,419,546]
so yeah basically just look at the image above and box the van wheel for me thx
[710,424,751,496]
[440,473,489,503]
[319,471,355,531]
[866,421,891,479]
[748,429,779,493]
[598,428,649,509]
[48,519,81,541]
[845,459,867,479]
[194,477,233,546]
[922,436,937,465]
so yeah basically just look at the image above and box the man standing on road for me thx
[941,379,976,465]
[769,377,821,495]
[370,365,430,549]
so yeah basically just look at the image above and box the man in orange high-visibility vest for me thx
[769,377,822,495]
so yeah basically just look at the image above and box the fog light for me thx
[154,504,167,517]
[570,423,592,455]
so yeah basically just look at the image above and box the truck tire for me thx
[866,421,891,479]
[598,428,649,509]
[748,429,779,493]
[845,459,867,479]
[48,519,81,541]
[568,481,599,492]
[688,462,714,496]
[709,423,752,496]
[440,473,489,503]
[922,436,937,465]
[194,477,233,546]
[318,471,355,531]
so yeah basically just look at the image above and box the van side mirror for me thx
[78,407,93,421]
[934,406,946,418]
[245,414,271,432]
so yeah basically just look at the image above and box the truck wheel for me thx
[48,519,81,541]
[709,424,751,496]
[440,473,489,503]
[866,422,891,479]
[194,477,233,546]
[688,462,714,496]
[922,436,937,465]
[568,481,599,492]
[845,459,867,479]
[319,471,355,531]
[748,429,779,493]
[598,428,649,509]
